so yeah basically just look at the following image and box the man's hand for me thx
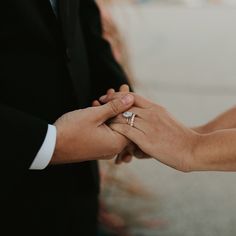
[50,94,134,165]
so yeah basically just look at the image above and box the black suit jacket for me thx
[1,0,129,235]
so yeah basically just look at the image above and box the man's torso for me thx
[1,1,100,234]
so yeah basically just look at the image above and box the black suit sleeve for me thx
[1,104,48,170]
[79,0,131,99]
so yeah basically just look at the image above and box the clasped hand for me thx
[51,84,199,173]
[99,86,200,173]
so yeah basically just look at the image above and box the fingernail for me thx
[121,94,133,105]
[99,95,107,102]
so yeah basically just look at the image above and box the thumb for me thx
[96,94,134,123]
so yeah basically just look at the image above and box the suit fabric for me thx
[0,0,129,235]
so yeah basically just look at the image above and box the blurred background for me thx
[97,1,236,235]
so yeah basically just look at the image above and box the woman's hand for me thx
[94,85,149,164]
[100,92,200,172]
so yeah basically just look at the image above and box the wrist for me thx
[50,124,64,165]
[189,132,213,171]
[175,132,201,173]
[186,132,204,172]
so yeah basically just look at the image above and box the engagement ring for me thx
[123,111,133,118]
[123,112,136,127]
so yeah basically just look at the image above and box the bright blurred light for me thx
[134,0,236,6]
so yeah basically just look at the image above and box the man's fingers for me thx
[122,154,133,163]
[133,148,150,159]
[96,94,134,123]
[115,147,133,165]
[115,154,122,165]
[115,153,132,164]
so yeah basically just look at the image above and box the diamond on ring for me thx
[123,112,136,127]
[123,111,133,118]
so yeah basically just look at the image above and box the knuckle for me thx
[109,100,120,115]
[144,109,155,119]
[106,93,115,101]
[114,114,125,124]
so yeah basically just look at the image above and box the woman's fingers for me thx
[110,106,150,134]
[106,84,129,98]
[110,123,145,148]
[107,88,115,95]
[112,116,146,133]
[101,85,129,105]
[93,88,114,107]
[133,93,153,109]
[111,107,146,121]
[93,87,114,107]
[100,92,152,109]
[119,84,130,92]
[92,100,101,107]
[99,92,127,104]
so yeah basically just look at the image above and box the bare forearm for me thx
[191,129,236,171]
[193,106,236,133]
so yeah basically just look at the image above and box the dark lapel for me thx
[58,0,91,107]
[59,0,79,46]
[15,0,61,42]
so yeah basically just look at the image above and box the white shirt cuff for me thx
[29,124,57,170]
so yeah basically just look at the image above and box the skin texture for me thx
[192,106,236,133]
[101,91,236,172]
[50,94,134,165]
